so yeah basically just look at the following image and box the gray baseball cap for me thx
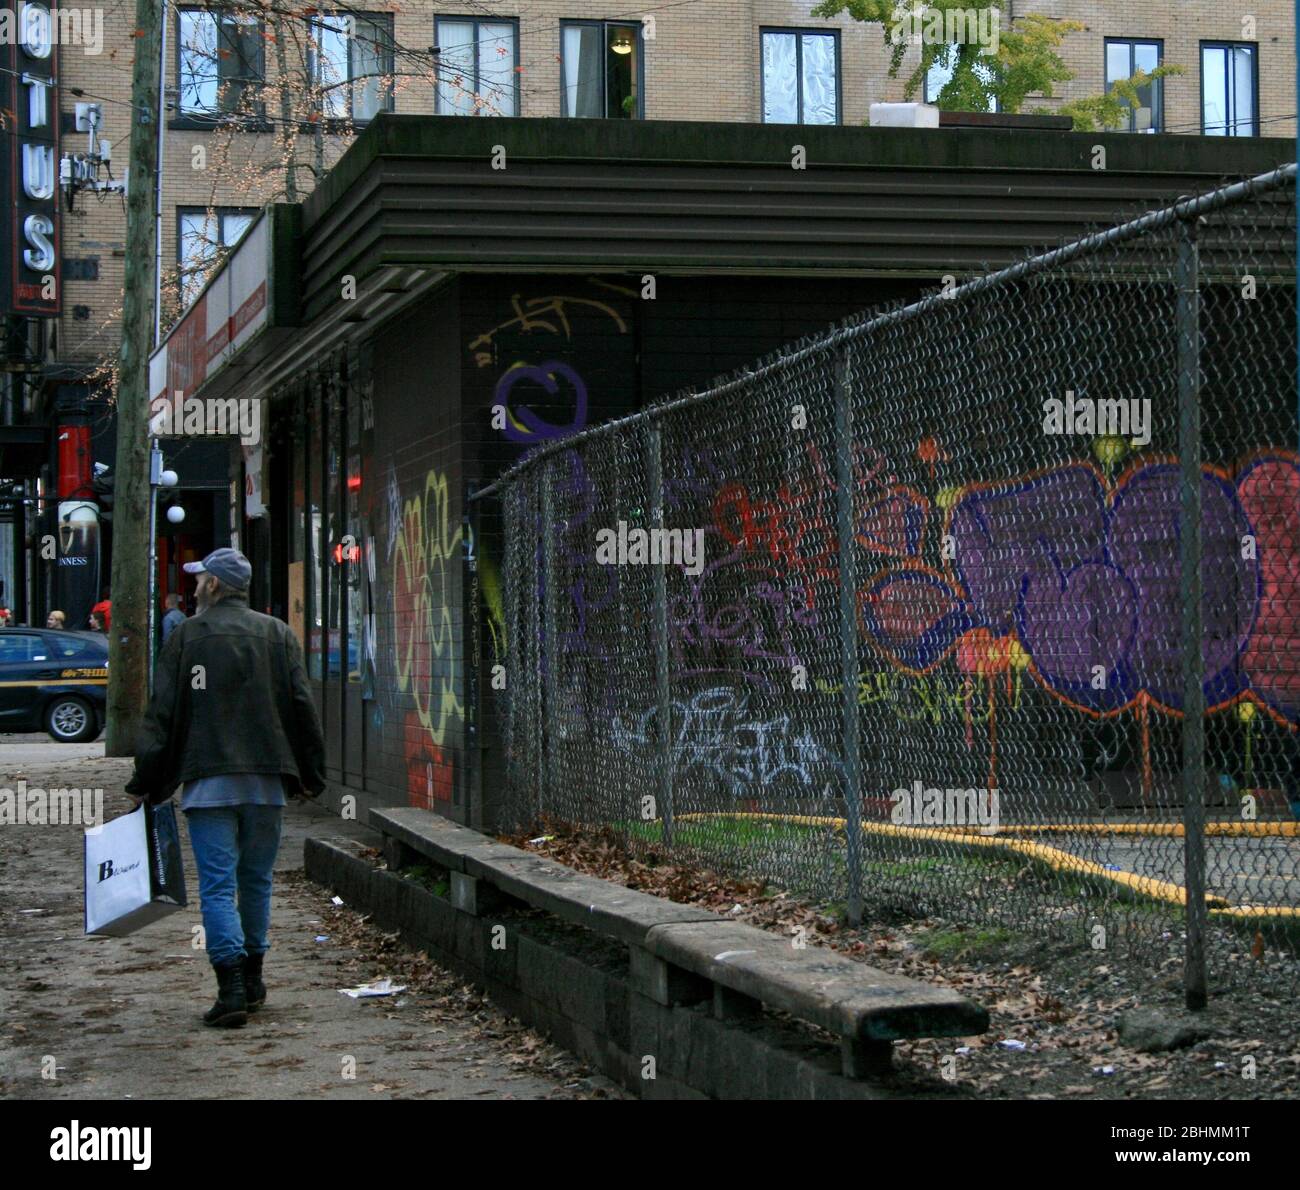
[184,547,251,591]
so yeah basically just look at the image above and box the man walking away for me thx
[161,592,186,645]
[126,548,327,1028]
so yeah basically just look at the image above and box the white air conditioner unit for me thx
[869,102,940,129]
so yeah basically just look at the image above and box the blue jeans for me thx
[185,805,283,967]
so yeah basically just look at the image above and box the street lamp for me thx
[147,444,181,682]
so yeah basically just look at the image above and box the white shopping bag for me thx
[84,803,187,936]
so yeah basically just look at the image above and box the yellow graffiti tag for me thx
[467,290,632,368]
[393,467,463,746]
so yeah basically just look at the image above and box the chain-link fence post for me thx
[646,425,675,847]
[834,346,864,926]
[541,464,559,823]
[1177,211,1209,1011]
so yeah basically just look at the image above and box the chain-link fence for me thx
[480,164,1298,1001]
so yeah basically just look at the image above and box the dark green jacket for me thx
[126,594,327,802]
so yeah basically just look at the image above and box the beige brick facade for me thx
[55,2,1296,370]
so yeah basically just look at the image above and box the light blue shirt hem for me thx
[181,773,287,812]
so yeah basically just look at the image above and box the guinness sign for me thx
[1,2,60,316]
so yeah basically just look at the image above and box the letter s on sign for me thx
[24,214,55,271]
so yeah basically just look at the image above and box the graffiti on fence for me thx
[529,427,1299,805]
[859,453,1300,726]
[670,533,818,672]
[665,443,739,512]
[655,441,933,677]
[711,441,928,587]
[559,444,1300,801]
[815,658,1029,727]
[548,449,619,662]
[609,682,838,798]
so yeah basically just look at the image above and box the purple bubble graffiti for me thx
[496,361,588,444]
[865,460,1266,715]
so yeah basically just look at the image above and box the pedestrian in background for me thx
[87,612,105,633]
[126,548,327,1028]
[46,610,66,629]
[92,589,111,632]
[161,592,186,645]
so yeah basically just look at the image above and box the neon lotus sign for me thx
[2,2,61,316]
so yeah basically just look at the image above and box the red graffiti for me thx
[712,441,928,588]
[403,711,454,808]
[1238,455,1300,718]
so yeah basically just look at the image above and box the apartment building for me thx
[51,1,1297,372]
[0,0,1294,626]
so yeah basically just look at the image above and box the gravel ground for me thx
[0,738,621,1101]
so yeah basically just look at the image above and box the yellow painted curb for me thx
[670,811,1256,910]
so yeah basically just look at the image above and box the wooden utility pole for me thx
[106,0,162,755]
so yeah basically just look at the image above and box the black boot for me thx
[243,951,266,1012]
[203,958,248,1028]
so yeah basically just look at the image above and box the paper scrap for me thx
[339,979,407,999]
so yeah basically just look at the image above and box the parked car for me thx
[0,628,107,742]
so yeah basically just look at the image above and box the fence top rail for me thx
[468,162,1296,504]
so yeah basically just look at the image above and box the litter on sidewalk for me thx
[339,978,407,999]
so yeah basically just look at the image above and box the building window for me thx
[309,12,396,123]
[1201,42,1257,135]
[924,49,997,111]
[561,20,642,118]
[178,208,257,306]
[435,17,519,116]
[177,7,265,119]
[761,29,839,124]
[1105,39,1162,133]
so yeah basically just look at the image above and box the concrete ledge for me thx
[368,807,987,1058]
[305,834,966,1100]
[643,921,989,1043]
[372,807,726,946]
[368,807,511,873]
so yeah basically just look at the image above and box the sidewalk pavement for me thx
[0,738,616,1100]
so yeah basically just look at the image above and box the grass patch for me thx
[400,864,449,898]
[863,857,944,877]
[918,926,1016,961]
[621,816,828,852]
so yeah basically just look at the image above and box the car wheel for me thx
[46,695,97,743]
